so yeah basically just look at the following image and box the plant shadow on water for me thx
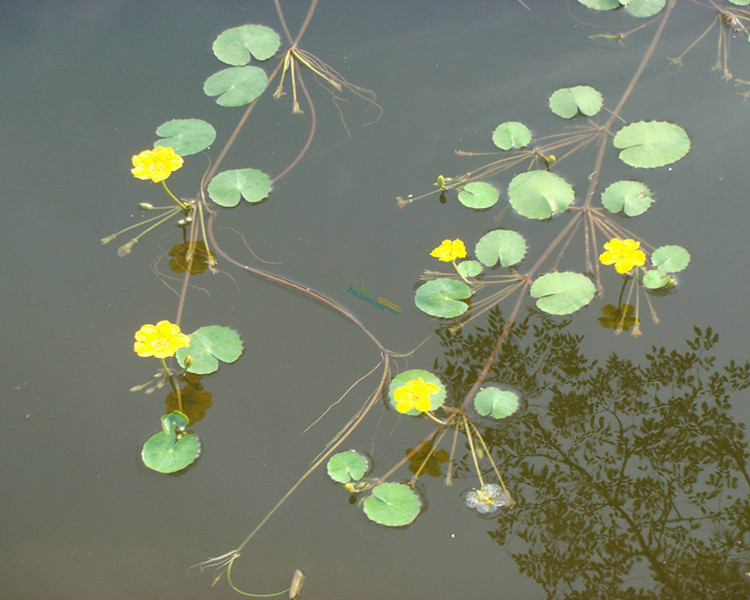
[2,0,750,598]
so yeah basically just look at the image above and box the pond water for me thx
[1,1,749,599]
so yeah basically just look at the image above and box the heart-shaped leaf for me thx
[549,85,603,118]
[203,66,268,107]
[474,387,520,419]
[327,450,370,484]
[207,168,272,207]
[492,121,531,150]
[457,181,499,209]
[601,180,653,216]
[475,230,527,267]
[651,245,690,273]
[414,279,472,318]
[508,171,575,220]
[212,24,281,65]
[154,119,216,156]
[363,483,421,527]
[530,272,596,315]
[613,121,690,168]
[141,411,200,473]
[643,269,672,289]
[176,326,243,375]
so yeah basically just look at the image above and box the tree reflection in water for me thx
[438,308,749,599]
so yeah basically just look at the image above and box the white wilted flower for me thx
[463,483,510,514]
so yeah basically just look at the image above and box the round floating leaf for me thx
[456,260,482,278]
[576,0,620,9]
[388,369,446,415]
[530,272,596,315]
[414,278,471,318]
[363,483,421,527]
[601,180,654,216]
[651,245,690,273]
[492,121,531,150]
[154,119,216,156]
[141,412,200,473]
[203,66,268,107]
[176,326,243,375]
[457,181,499,209]
[475,229,527,268]
[549,85,603,118]
[613,121,690,168]
[474,388,520,419]
[327,450,370,484]
[207,168,272,207]
[643,269,672,289]
[623,0,666,18]
[728,0,750,5]
[212,24,281,65]
[508,171,575,220]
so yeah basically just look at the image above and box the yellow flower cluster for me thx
[430,239,467,262]
[393,377,440,413]
[599,238,646,274]
[131,146,184,183]
[134,320,190,359]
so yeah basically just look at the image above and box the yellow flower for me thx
[134,320,190,359]
[131,146,184,183]
[599,238,646,274]
[393,377,440,413]
[430,239,467,262]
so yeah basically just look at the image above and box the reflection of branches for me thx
[437,307,750,599]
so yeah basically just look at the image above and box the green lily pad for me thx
[141,411,200,473]
[530,272,596,315]
[212,24,281,65]
[363,483,421,527]
[508,171,575,220]
[613,121,690,168]
[457,181,499,209]
[576,0,620,9]
[492,121,531,150]
[474,388,520,419]
[651,245,690,273]
[154,119,216,157]
[388,369,446,415]
[203,66,268,107]
[475,229,527,268]
[623,0,666,18]
[643,269,672,289]
[456,260,482,278]
[207,168,272,207]
[549,85,603,118]
[327,450,370,484]
[176,326,243,375]
[414,278,471,318]
[601,180,654,216]
[728,0,750,5]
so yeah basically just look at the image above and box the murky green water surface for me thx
[1,1,748,598]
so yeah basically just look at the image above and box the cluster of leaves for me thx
[151,24,281,207]
[324,365,521,526]
[140,326,243,474]
[434,308,750,599]
[413,83,691,321]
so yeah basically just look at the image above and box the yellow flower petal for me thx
[133,319,190,359]
[599,238,645,274]
[393,377,441,413]
[131,146,184,183]
[430,239,467,262]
